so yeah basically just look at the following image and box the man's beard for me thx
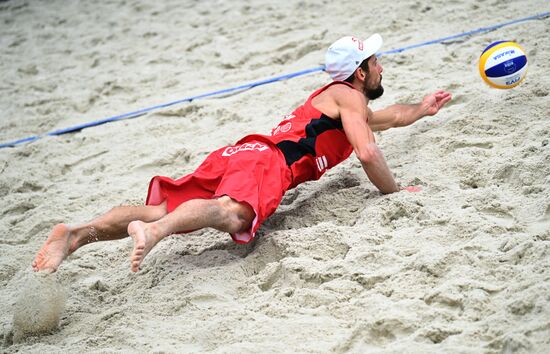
[364,76,384,100]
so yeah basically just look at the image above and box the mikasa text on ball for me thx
[479,41,528,89]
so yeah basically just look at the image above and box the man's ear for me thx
[356,67,367,81]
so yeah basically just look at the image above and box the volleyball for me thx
[479,41,528,89]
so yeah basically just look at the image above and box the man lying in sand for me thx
[33,34,451,273]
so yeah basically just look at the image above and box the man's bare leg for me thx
[128,196,254,272]
[32,202,167,273]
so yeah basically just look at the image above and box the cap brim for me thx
[362,33,383,61]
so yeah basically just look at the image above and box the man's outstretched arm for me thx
[369,90,452,131]
[335,87,399,194]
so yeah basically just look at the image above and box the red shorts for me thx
[146,140,292,243]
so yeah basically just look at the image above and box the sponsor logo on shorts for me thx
[316,155,328,172]
[222,142,269,156]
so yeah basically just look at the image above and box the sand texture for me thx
[1,0,549,352]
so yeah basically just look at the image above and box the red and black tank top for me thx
[238,81,355,189]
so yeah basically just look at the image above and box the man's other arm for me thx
[369,90,452,131]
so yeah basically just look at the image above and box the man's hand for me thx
[420,90,452,117]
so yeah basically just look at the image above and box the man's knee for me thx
[216,196,254,233]
[151,201,168,219]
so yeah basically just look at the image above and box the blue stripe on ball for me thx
[482,40,508,54]
[485,55,527,78]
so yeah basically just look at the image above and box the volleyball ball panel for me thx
[479,41,528,89]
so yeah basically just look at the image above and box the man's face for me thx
[363,55,384,100]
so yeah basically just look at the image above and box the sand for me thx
[1,0,549,352]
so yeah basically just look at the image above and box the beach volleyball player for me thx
[32,34,452,273]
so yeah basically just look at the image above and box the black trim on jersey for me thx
[276,114,343,166]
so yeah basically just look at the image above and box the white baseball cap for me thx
[325,34,383,81]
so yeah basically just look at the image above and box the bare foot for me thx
[127,221,160,273]
[32,224,74,273]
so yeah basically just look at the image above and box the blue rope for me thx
[379,11,550,56]
[1,11,548,149]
